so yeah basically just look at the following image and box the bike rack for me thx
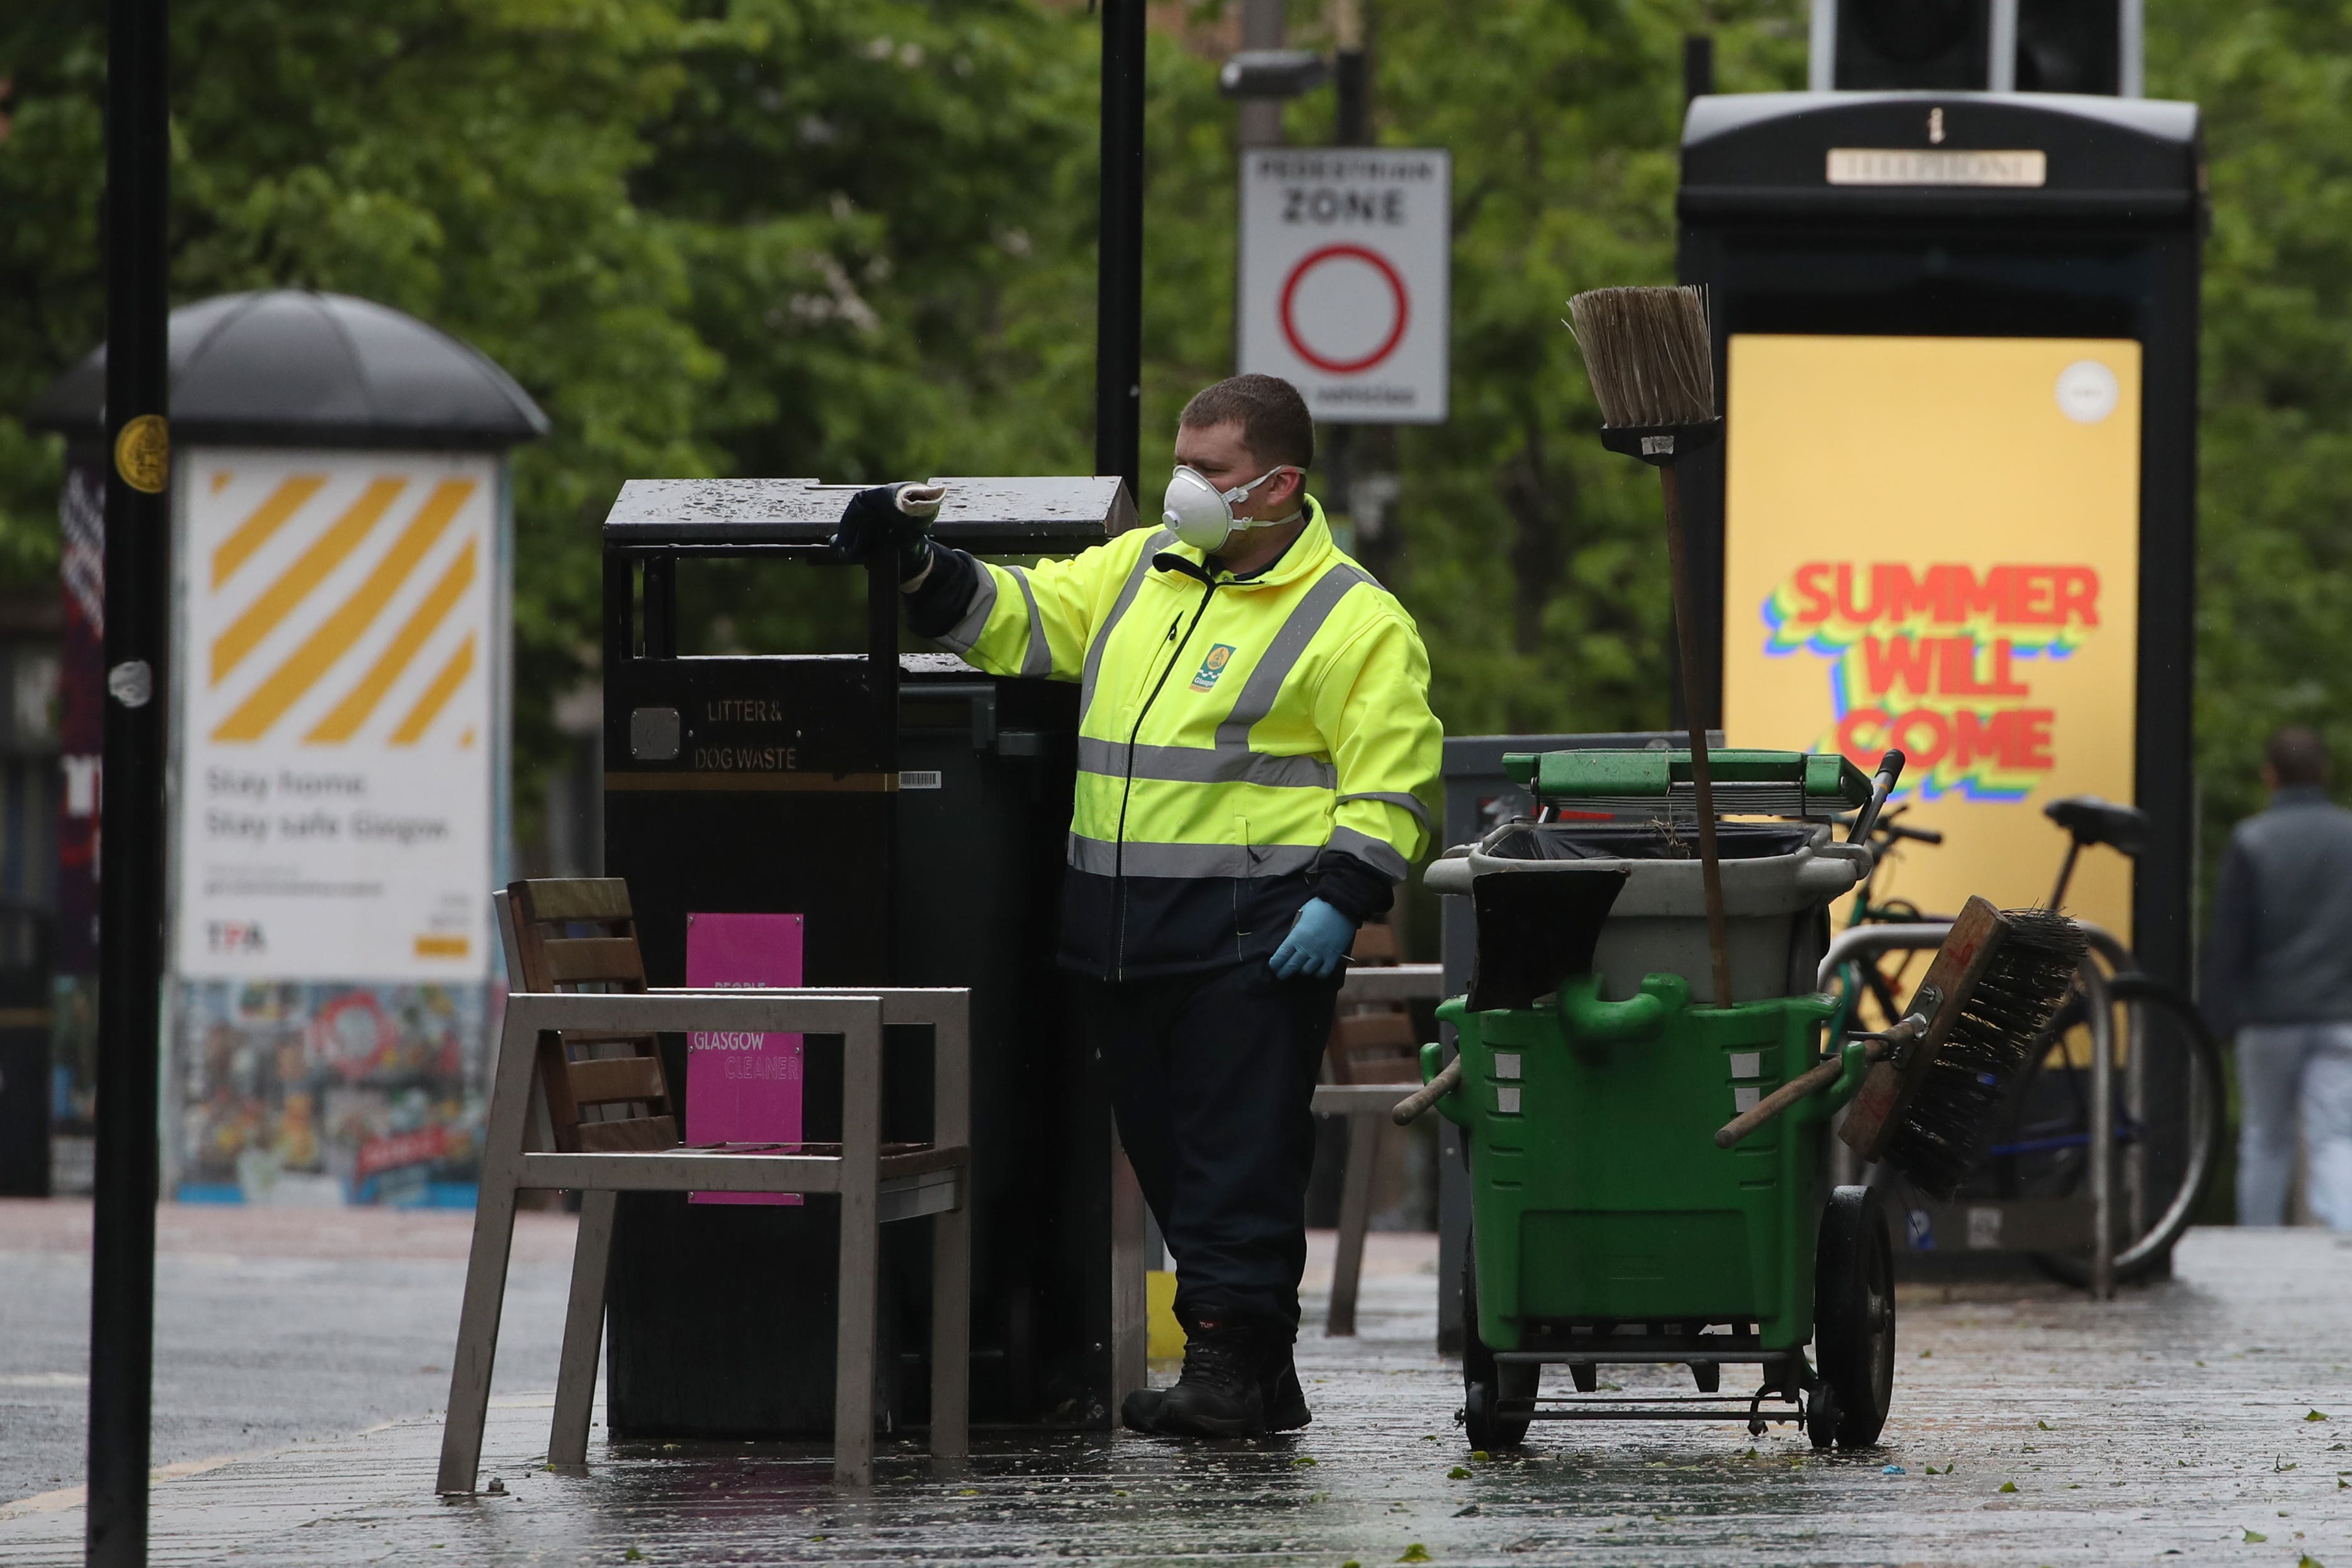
[1814,921,2125,1299]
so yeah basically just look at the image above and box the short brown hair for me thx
[1179,373,1314,470]
[2269,726,2330,787]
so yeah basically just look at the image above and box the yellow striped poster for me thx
[174,450,494,980]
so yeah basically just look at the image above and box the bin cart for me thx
[1419,747,1897,1450]
[1432,730,1723,1357]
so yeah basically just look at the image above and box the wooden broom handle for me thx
[1714,1019,1920,1149]
[1659,462,1735,1007]
[1713,1055,1846,1148]
[1392,1057,1463,1125]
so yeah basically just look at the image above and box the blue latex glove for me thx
[1269,897,1356,980]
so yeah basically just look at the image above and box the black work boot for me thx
[1125,1332,1307,1434]
[1120,1385,1167,1434]
[1155,1320,1266,1439]
[1261,1338,1312,1433]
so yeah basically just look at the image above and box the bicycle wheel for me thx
[1989,972,2225,1285]
[1829,951,1926,1038]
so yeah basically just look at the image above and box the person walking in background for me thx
[2203,726,2352,1229]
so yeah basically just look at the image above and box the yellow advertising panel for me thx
[1722,334,2140,940]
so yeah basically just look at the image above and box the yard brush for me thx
[1856,899,2087,1198]
[1716,897,2084,1200]
[1567,285,1732,1003]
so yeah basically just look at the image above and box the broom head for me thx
[1566,285,1717,431]
[1839,895,2087,1200]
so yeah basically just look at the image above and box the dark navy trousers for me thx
[1077,960,1343,1336]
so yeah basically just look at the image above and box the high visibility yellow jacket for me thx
[906,497,1442,979]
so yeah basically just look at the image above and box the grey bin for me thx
[1426,819,1868,1004]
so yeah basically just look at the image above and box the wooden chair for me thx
[1314,918,1434,1336]
[503,878,674,1152]
[436,878,970,1491]
[1329,919,1425,1086]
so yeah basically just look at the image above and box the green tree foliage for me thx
[0,0,726,814]
[1368,0,1802,737]
[2152,3,2352,855]
[0,0,2342,874]
[0,0,1113,845]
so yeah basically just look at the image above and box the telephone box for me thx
[1678,92,2204,1263]
[1678,91,2200,986]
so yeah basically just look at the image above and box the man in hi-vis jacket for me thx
[834,373,1442,1438]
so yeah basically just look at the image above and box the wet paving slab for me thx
[3,1226,2349,1565]
[0,1198,579,1503]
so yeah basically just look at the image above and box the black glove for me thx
[831,482,946,582]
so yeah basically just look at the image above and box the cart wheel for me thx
[1462,1239,1535,1449]
[1813,1184,1896,1448]
[1806,1380,1841,1450]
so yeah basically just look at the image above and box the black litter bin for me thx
[598,476,1140,1436]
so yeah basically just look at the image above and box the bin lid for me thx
[1680,91,2202,225]
[1504,748,1873,820]
[603,476,1136,550]
[31,290,550,452]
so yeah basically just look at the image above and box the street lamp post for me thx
[88,0,172,1560]
[1095,0,1145,503]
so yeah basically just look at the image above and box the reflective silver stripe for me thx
[1337,790,1431,829]
[1215,562,1373,747]
[1328,825,1410,882]
[1078,529,1175,713]
[1067,834,1321,879]
[1004,565,1052,677]
[1075,736,1336,790]
[937,565,999,655]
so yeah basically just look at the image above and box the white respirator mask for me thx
[1161,465,1298,552]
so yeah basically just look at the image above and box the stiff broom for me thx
[1566,285,1734,1004]
[1715,896,2087,1200]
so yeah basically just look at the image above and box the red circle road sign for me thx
[1277,244,1411,375]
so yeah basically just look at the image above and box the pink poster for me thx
[685,912,805,1206]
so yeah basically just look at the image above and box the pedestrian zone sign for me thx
[1238,147,1450,424]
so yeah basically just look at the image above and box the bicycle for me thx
[1822,793,2225,1288]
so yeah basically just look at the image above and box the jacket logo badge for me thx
[1191,644,1237,691]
